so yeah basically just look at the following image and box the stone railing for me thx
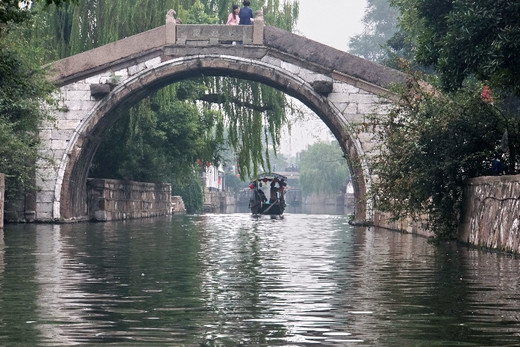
[166,9,264,45]
[460,174,520,253]
[87,178,171,221]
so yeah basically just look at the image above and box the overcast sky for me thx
[294,0,367,51]
[280,0,368,157]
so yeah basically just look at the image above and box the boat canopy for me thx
[250,173,288,183]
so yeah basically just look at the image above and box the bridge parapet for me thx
[171,9,263,45]
[176,25,254,45]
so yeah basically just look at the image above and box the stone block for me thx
[347,93,379,105]
[336,102,357,115]
[51,129,75,141]
[35,202,53,217]
[280,61,301,75]
[65,82,91,91]
[128,63,147,76]
[357,102,378,115]
[298,71,330,84]
[51,139,70,150]
[65,100,96,111]
[39,129,52,141]
[36,190,56,204]
[145,57,162,69]
[94,210,107,221]
[333,82,360,94]
[327,92,351,104]
[85,72,112,85]
[56,119,82,130]
[260,56,281,67]
[59,110,84,121]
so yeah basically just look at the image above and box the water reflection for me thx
[0,215,519,345]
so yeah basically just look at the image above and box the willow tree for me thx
[28,0,300,183]
[299,142,350,197]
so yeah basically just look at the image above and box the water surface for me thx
[0,213,519,345]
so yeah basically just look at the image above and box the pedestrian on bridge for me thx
[227,4,240,25]
[239,0,254,25]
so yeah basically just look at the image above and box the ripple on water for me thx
[0,214,519,345]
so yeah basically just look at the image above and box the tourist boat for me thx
[249,173,287,216]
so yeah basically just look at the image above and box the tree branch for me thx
[198,93,274,113]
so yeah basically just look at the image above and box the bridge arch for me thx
[60,55,370,221]
[38,21,405,224]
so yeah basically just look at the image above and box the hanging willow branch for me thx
[197,93,274,113]
[28,0,301,181]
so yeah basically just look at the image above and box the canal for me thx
[0,212,519,345]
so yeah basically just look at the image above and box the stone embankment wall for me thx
[203,189,236,212]
[0,173,4,228]
[171,196,186,214]
[87,178,171,221]
[373,212,433,238]
[460,174,520,253]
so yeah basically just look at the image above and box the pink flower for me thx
[481,86,494,103]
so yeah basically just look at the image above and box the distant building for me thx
[203,164,224,191]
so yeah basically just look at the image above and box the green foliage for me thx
[223,172,244,195]
[90,83,220,212]
[0,21,56,203]
[90,84,220,182]
[299,142,350,197]
[186,0,219,24]
[368,74,515,238]
[0,0,76,29]
[171,172,204,213]
[391,0,520,95]
[348,0,399,63]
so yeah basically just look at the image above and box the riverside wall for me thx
[459,174,520,253]
[0,173,4,228]
[87,178,171,221]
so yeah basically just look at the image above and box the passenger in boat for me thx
[279,179,286,204]
[257,188,267,203]
[270,180,279,203]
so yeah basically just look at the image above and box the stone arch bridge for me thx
[36,12,405,224]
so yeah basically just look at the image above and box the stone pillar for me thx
[0,173,4,228]
[165,9,178,44]
[252,10,264,45]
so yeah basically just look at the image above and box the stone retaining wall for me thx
[87,178,171,221]
[0,173,4,228]
[459,174,520,253]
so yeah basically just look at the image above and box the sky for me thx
[294,0,367,52]
[279,0,368,158]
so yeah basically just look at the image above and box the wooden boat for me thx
[249,173,287,216]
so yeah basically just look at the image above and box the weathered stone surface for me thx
[87,178,171,221]
[0,173,4,228]
[460,175,520,253]
[264,26,406,89]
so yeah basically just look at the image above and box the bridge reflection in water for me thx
[0,215,518,345]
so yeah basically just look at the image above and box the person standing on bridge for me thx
[239,0,254,25]
[227,4,240,25]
